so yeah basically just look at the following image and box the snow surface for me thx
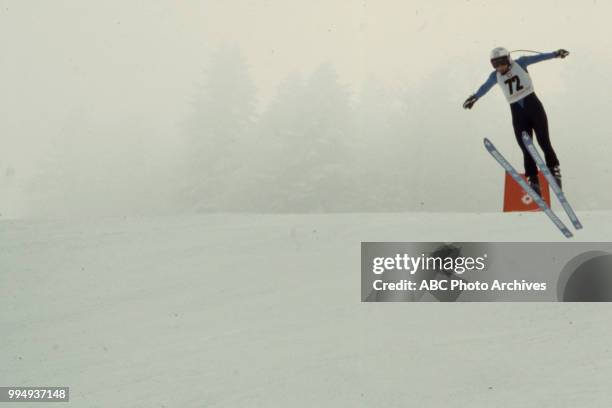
[2,211,612,407]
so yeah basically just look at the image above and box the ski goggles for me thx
[491,56,510,68]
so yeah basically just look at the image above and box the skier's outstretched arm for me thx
[519,49,570,67]
[463,71,496,109]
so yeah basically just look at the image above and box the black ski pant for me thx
[510,93,560,178]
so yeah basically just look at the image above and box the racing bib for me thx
[496,63,534,104]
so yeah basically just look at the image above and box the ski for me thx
[483,138,573,238]
[521,131,582,230]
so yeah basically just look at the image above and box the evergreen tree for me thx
[181,44,257,211]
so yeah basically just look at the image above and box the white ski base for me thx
[2,211,611,407]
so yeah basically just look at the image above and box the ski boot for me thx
[552,165,562,190]
[527,174,541,197]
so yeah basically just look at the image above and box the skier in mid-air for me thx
[463,47,569,194]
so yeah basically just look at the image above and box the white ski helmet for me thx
[490,46,512,67]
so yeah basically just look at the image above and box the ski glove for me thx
[555,49,570,58]
[463,94,478,110]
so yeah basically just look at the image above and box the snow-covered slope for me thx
[2,211,612,407]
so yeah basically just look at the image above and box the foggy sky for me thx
[2,1,611,217]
